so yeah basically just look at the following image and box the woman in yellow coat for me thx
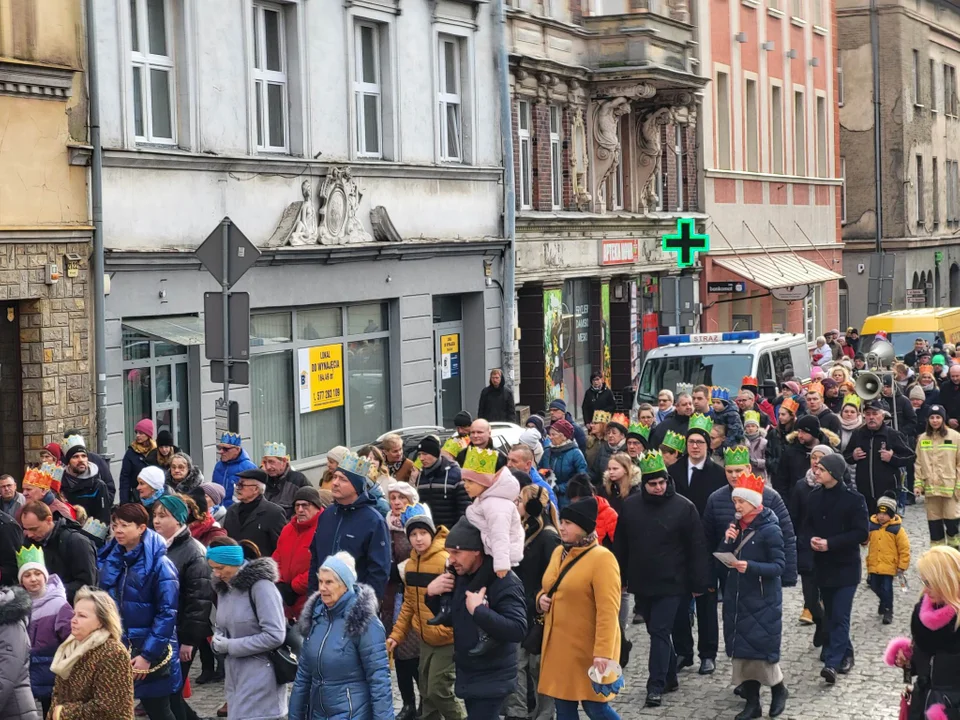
[537,496,622,720]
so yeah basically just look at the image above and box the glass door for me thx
[434,323,463,428]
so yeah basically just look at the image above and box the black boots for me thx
[735,681,762,720]
[427,602,452,626]
[467,630,500,657]
[396,704,416,720]
[769,683,789,718]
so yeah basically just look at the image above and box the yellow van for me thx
[860,308,960,357]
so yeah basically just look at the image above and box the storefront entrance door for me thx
[434,324,463,428]
[0,303,23,472]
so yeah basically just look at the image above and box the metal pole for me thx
[870,0,885,307]
[221,219,230,405]
[85,0,108,455]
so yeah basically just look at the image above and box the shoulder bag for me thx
[248,586,303,685]
[522,546,595,655]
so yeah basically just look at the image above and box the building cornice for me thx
[705,168,843,186]
[516,211,708,235]
[0,226,92,242]
[0,59,76,100]
[843,236,960,251]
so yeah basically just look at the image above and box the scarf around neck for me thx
[131,438,156,456]
[841,416,863,432]
[51,629,111,679]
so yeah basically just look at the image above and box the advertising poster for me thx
[298,343,344,413]
[543,289,564,403]
[601,282,612,388]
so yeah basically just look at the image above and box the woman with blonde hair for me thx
[49,586,135,720]
[829,365,850,386]
[601,452,641,515]
[585,421,607,468]
[885,547,960,720]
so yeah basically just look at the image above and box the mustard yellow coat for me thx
[865,513,911,576]
[537,540,621,702]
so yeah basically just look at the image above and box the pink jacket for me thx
[465,468,524,572]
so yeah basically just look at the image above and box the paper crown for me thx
[675,382,693,396]
[806,382,824,396]
[608,413,630,430]
[16,545,44,571]
[462,446,500,475]
[781,397,800,415]
[723,445,751,467]
[339,451,375,480]
[592,410,612,425]
[742,410,761,426]
[919,364,935,376]
[627,422,650,441]
[441,437,465,457]
[711,387,730,401]
[638,450,667,476]
[741,376,760,390]
[262,442,287,459]
[82,518,110,541]
[687,413,714,435]
[661,430,686,453]
[842,393,862,409]
[733,472,766,500]
[23,463,63,493]
[63,435,85,453]
[218,432,242,447]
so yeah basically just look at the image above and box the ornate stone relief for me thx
[636,107,673,214]
[570,108,591,209]
[591,97,631,207]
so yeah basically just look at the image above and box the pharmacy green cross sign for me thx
[662,218,710,268]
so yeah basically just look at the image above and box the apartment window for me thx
[252,2,288,152]
[840,157,846,223]
[933,157,940,226]
[813,0,823,24]
[917,154,925,225]
[517,100,532,209]
[791,0,803,19]
[745,78,759,173]
[803,284,823,344]
[769,0,779,8]
[794,90,806,176]
[816,95,827,177]
[549,106,562,209]
[716,71,731,170]
[438,35,463,162]
[913,49,921,104]
[354,22,383,158]
[771,84,784,174]
[931,59,938,111]
[674,126,685,212]
[130,0,176,143]
[944,64,957,115]
[948,160,960,224]
[837,55,844,107]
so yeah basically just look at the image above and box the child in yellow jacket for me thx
[865,492,911,625]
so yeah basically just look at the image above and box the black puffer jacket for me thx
[38,517,98,604]
[478,380,516,423]
[581,384,616,425]
[775,428,840,502]
[843,423,916,512]
[415,456,470,529]
[0,509,23,587]
[164,526,214,647]
[515,522,560,621]
[649,412,692,450]
[264,467,308,519]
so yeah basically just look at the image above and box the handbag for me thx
[248,587,303,685]
[522,547,595,655]
[130,643,173,679]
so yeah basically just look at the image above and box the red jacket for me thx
[595,496,619,545]
[272,510,321,620]
[189,514,227,547]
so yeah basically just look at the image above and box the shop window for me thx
[121,327,190,451]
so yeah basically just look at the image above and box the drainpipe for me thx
[85,0,108,455]
[494,0,518,398]
[870,0,884,303]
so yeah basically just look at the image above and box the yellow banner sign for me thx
[440,333,459,354]
[298,344,344,413]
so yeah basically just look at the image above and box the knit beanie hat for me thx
[320,552,358,587]
[387,480,419,505]
[818,453,847,482]
[156,429,175,448]
[796,415,821,436]
[877,492,898,514]
[417,435,442,458]
[404,513,437,539]
[138,466,166,492]
[200,482,226,507]
[910,385,926,401]
[525,415,546,436]
[453,411,473,428]
[134,418,156,439]
[548,399,567,413]
[560,496,598,534]
[445,517,484,551]
[43,442,63,463]
[326,446,349,466]
[551,418,575,440]
[294,486,325,510]
[811,444,834,458]
[565,474,595,500]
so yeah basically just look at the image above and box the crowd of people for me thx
[0,349,957,719]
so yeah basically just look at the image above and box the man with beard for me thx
[60,436,111,525]
[844,401,915,513]
[777,415,840,502]
[477,368,516,423]
[805,385,841,436]
[650,393,695,449]
[62,429,116,504]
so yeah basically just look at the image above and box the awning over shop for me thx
[712,254,843,290]
[122,316,204,345]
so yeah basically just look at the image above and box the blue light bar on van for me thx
[657,331,761,346]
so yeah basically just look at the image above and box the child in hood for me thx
[865,493,911,625]
[711,389,745,448]
[742,411,768,480]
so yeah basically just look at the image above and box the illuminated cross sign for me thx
[662,218,710,268]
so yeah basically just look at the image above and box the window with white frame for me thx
[816,95,827,177]
[791,0,803,20]
[813,0,823,24]
[917,154,925,225]
[745,78,759,173]
[354,22,383,158]
[438,35,463,162]
[945,64,958,115]
[931,58,938,111]
[933,157,940,226]
[550,106,562,209]
[771,84,784,174]
[794,90,806,175]
[130,0,176,143]
[517,100,532,209]
[947,160,959,225]
[840,156,847,223]
[716,70,731,170]
[252,2,288,152]
[913,50,921,104]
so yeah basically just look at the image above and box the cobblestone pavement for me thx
[184,501,931,719]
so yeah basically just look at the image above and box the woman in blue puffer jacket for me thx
[288,552,393,720]
[97,503,182,720]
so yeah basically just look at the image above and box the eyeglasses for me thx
[294,502,313,509]
[646,479,667,487]
[235,482,259,490]
[658,398,671,404]
[687,438,707,446]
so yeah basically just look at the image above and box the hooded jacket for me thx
[164,526,215,647]
[465,468,524,573]
[0,587,39,720]
[720,507,785,664]
[308,492,391,598]
[272,510,321,620]
[211,448,258,508]
[581,383,616,426]
[390,526,455,648]
[118,442,152,504]
[866,513,911,576]
[37,516,98,604]
[414,455,470,530]
[27,575,73,699]
[713,399,745,448]
[61,462,111,526]
[544,441,589,509]
[478,379,516,423]
[594,496,619,547]
[914,428,960,498]
[96,529,182,699]
[289,585,394,720]
[776,428,841,501]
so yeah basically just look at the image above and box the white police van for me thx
[633,331,812,409]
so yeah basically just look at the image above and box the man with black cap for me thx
[223,468,286,557]
[581,370,616,427]
[308,452,391,597]
[272,485,324,620]
[614,451,710,708]
[425,517,527,720]
[777,415,839,502]
[416,434,471,529]
[880,376,918,439]
[454,410,473,438]
[843,400,916,513]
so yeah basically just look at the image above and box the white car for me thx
[378,422,525,459]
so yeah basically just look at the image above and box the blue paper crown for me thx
[401,504,429,525]
[711,387,730,401]
[219,432,242,447]
[339,451,374,479]
[41,463,64,483]
[82,518,109,540]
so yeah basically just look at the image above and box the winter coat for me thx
[289,585,393,720]
[812,406,842,436]
[223,495,287,558]
[0,509,23,587]
[61,465,111,527]
[308,493,391,598]
[939,379,960,423]
[803,481,869,587]
[465,469,524,573]
[881,393,919,440]
[118,444,151,504]
[544,441,589,509]
[515,523,560,627]
[264,467,309,519]
[213,558,288,720]
[703,484,798,587]
[584,435,603,469]
[744,432,768,479]
[478,381,516,423]
[776,428,841,502]
[424,557,527,700]
[915,429,960,498]
[649,411,691,449]
[581,384,616,425]
[537,540,621,703]
[212,449,258,508]
[364,478,390,518]
[866,513,911,576]
[590,439,626,484]
[713,399,745,447]
[165,527,215,647]
[0,492,25,520]
[614,477,711,597]
[600,466,641,516]
[671,456,728,517]
[720,507,785,663]
[165,461,204,496]
[272,511,320,621]
[27,575,73,699]
[96,529,182,698]
[415,456,470,530]
[49,637,133,720]
[0,588,40,720]
[595,496,619,547]
[789,477,818,574]
[843,424,916,511]
[38,516,98,604]
[390,527,455,648]
[189,514,228,547]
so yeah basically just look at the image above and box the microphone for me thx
[729,512,743,536]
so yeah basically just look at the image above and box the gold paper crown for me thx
[82,518,109,540]
[806,382,824,396]
[462,446,499,475]
[734,472,766,496]
[723,445,751,467]
[842,394,862,409]
[781,397,800,414]
[609,413,629,429]
[262,442,288,458]
[592,410,612,425]
[442,437,466,457]
[23,464,62,493]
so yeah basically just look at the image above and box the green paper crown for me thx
[742,410,761,426]
[687,413,714,435]
[723,445,751,467]
[627,422,650,441]
[661,430,686,453]
[463,446,500,475]
[639,450,667,476]
[16,545,44,570]
[442,437,465,457]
